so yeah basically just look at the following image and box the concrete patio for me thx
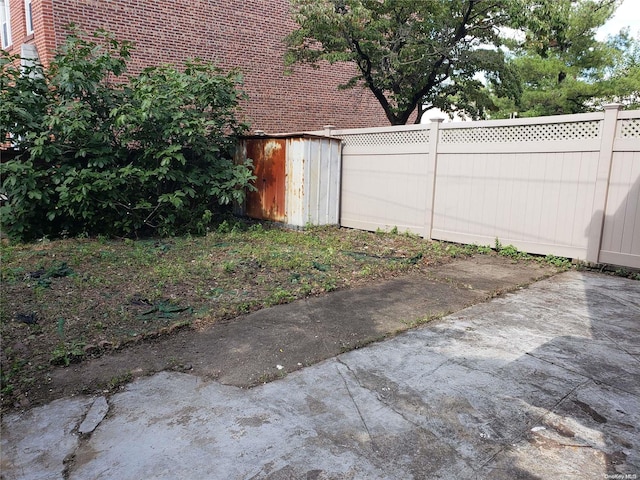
[2,270,639,479]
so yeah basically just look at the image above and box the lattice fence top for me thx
[440,121,602,143]
[618,118,640,138]
[340,129,429,146]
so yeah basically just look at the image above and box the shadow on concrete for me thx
[476,272,640,478]
[322,272,639,478]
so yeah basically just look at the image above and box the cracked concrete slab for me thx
[1,271,639,479]
[0,397,94,480]
[78,397,109,435]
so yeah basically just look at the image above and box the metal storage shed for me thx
[235,134,342,228]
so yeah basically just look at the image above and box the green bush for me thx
[0,28,254,240]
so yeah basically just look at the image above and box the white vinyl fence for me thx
[321,105,640,268]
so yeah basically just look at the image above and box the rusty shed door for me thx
[246,139,286,222]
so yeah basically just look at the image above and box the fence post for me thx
[585,103,622,264]
[424,118,444,239]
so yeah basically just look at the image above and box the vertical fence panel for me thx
[424,119,443,238]
[431,115,604,258]
[586,104,621,262]
[337,127,430,236]
[599,112,640,268]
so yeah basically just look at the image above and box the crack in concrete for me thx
[62,396,111,480]
[419,357,453,378]
[595,289,640,314]
[444,356,500,378]
[525,351,638,397]
[476,378,592,472]
[335,357,478,476]
[542,378,593,421]
[591,327,640,367]
[335,358,377,452]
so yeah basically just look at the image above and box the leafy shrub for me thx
[1,28,254,240]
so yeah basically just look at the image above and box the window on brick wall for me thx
[1,0,11,49]
[25,0,33,35]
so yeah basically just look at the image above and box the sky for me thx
[596,0,640,40]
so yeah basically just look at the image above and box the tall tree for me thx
[489,0,640,117]
[286,0,520,125]
[598,32,640,109]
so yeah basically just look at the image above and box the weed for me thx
[322,279,338,292]
[27,322,43,335]
[289,272,302,283]
[543,255,572,268]
[217,219,245,234]
[0,266,25,284]
[312,261,329,272]
[0,358,27,396]
[429,242,444,256]
[499,244,519,257]
[237,302,255,313]
[359,265,373,276]
[222,260,236,274]
[50,341,86,366]
[248,223,264,234]
[299,283,313,296]
[404,311,450,328]
[106,371,133,391]
[339,337,381,353]
[496,243,530,260]
[472,244,493,255]
[265,288,295,306]
[445,243,492,257]
[493,239,527,259]
[612,268,640,280]
[257,372,280,384]
[217,220,232,233]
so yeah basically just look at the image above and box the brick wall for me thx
[5,0,55,66]
[5,0,28,57]
[33,0,56,67]
[43,0,391,132]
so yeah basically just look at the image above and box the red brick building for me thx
[1,0,389,133]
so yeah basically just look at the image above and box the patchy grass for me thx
[1,222,488,407]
